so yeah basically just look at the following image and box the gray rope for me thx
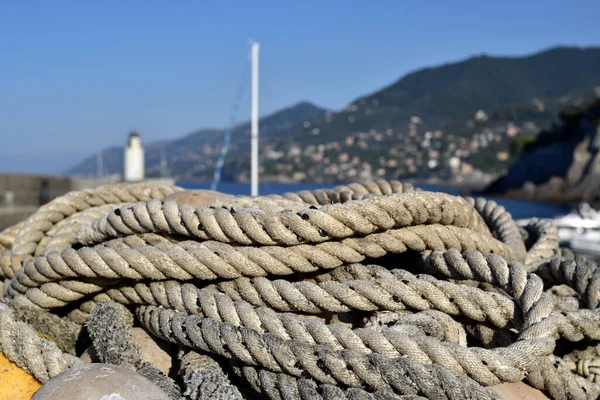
[136,303,582,388]
[86,301,180,399]
[140,305,501,399]
[178,350,245,400]
[228,362,494,400]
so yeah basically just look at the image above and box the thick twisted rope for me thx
[39,203,121,256]
[268,180,418,205]
[466,197,527,259]
[522,219,561,267]
[77,191,491,247]
[6,224,520,310]
[1,180,599,400]
[228,361,491,400]
[0,220,24,250]
[131,271,596,387]
[178,350,245,400]
[11,183,181,257]
[140,305,502,399]
[535,256,600,309]
[0,301,81,382]
[69,264,523,330]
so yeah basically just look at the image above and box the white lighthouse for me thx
[124,131,145,182]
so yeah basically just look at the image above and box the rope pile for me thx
[1,180,599,400]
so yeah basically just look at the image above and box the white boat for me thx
[516,203,600,260]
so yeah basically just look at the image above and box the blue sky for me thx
[1,0,599,173]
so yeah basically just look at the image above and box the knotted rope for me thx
[0,179,598,400]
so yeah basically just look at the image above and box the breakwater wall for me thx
[0,174,121,229]
[0,174,176,230]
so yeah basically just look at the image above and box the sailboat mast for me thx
[160,147,167,178]
[96,151,103,178]
[250,41,260,196]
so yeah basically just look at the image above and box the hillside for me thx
[66,101,328,179]
[480,98,600,206]
[67,46,600,183]
[223,46,600,183]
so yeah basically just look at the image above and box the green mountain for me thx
[222,47,600,183]
[67,46,600,183]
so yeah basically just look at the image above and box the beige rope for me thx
[69,264,523,329]
[0,180,598,400]
[11,182,181,257]
[0,301,81,382]
[77,192,491,247]
[268,179,418,205]
[0,220,24,250]
[5,224,519,310]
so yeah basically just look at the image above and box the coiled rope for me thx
[0,180,598,400]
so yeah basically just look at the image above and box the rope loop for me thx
[0,180,598,400]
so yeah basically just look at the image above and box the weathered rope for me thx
[535,256,600,309]
[268,180,418,205]
[178,350,245,400]
[11,182,181,257]
[6,224,520,310]
[0,301,81,382]
[68,264,524,330]
[227,361,492,400]
[77,192,491,247]
[0,220,24,250]
[0,180,599,400]
[139,305,501,399]
[7,301,81,355]
[39,203,121,256]
[522,219,561,267]
[85,301,180,398]
[465,197,527,259]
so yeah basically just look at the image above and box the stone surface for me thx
[0,351,42,399]
[80,328,172,375]
[488,382,550,400]
[165,190,232,208]
[31,363,170,400]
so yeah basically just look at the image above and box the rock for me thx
[566,136,592,185]
[480,98,600,204]
[31,363,170,400]
[80,328,172,375]
[0,351,42,399]
[487,382,550,400]
[165,190,232,208]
